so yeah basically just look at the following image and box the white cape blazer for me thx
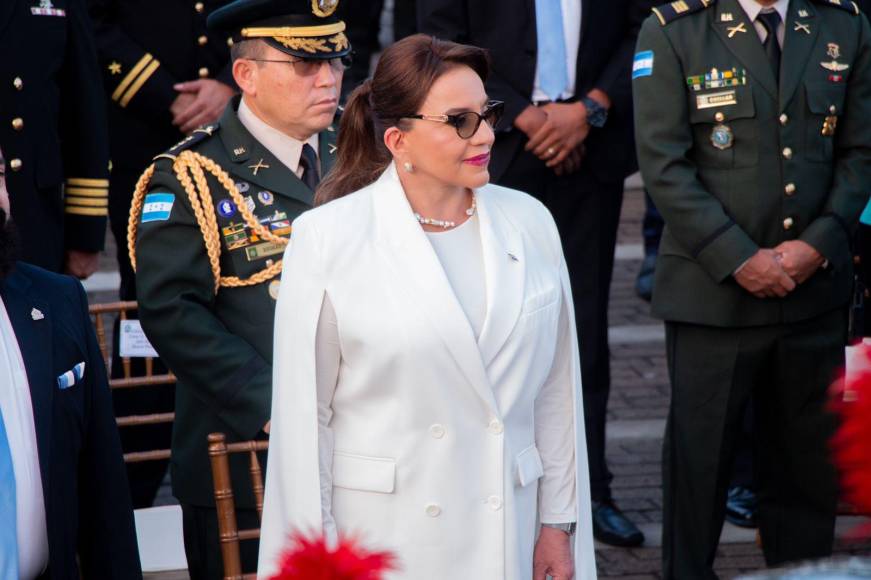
[258,163,596,580]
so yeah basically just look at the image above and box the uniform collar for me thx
[237,97,318,177]
[736,0,790,23]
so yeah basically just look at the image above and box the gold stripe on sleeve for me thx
[65,187,108,198]
[65,206,109,217]
[66,177,109,188]
[66,197,109,207]
[120,59,161,107]
[111,53,153,102]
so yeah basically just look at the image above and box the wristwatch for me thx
[581,96,609,128]
[542,522,577,536]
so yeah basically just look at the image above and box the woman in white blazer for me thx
[258,35,595,580]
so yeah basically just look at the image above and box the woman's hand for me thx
[533,526,575,580]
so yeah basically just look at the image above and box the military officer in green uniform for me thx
[129,0,349,576]
[633,0,871,576]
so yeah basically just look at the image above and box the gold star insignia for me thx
[248,158,270,175]
[108,61,122,75]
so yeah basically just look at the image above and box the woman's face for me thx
[400,66,496,190]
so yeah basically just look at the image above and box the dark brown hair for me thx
[315,34,489,205]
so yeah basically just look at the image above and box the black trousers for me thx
[662,310,843,579]
[497,147,624,503]
[109,166,174,508]
[181,503,261,580]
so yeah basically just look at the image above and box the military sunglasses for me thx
[402,100,504,139]
[247,54,353,76]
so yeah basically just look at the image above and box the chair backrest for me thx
[208,432,269,580]
[88,300,176,463]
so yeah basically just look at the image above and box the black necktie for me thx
[299,143,320,191]
[757,10,782,81]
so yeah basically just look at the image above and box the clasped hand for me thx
[734,241,824,298]
[514,102,589,176]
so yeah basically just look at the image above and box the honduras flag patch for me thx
[57,362,86,390]
[141,193,175,223]
[633,51,654,79]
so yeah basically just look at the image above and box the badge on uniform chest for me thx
[686,67,747,91]
[711,123,734,150]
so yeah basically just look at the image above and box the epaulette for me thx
[153,123,221,162]
[652,0,716,25]
[810,0,860,15]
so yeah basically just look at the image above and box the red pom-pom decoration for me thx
[270,532,397,580]
[830,343,871,538]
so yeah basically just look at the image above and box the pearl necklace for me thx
[414,195,477,229]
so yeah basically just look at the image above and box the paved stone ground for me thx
[87,179,871,579]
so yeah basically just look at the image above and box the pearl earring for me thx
[403,161,414,173]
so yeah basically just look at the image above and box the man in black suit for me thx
[0,160,141,579]
[0,0,110,278]
[419,0,655,546]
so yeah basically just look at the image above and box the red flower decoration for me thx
[830,343,871,538]
[270,532,397,580]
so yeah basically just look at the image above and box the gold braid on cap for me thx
[128,151,288,294]
[241,22,349,55]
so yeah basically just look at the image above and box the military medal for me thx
[822,115,838,136]
[235,181,250,193]
[217,199,236,218]
[711,124,734,150]
[821,42,850,72]
[258,190,275,206]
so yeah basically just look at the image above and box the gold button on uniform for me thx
[194,1,204,12]
[783,217,794,230]
[829,105,837,114]
[779,113,789,125]
[198,35,208,46]
[11,118,23,131]
[714,112,725,122]
[784,183,796,195]
[782,147,793,160]
[13,77,22,90]
[198,67,209,78]
[9,159,22,171]
[227,37,234,47]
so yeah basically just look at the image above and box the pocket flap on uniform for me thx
[688,85,755,124]
[515,445,544,487]
[332,451,396,494]
[805,83,846,114]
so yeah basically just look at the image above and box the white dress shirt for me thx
[0,296,48,580]
[532,0,582,102]
[737,0,790,47]
[237,97,319,178]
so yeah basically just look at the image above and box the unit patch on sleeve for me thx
[633,51,655,79]
[141,193,175,223]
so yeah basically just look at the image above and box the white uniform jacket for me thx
[258,163,596,580]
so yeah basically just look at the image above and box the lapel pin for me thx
[508,253,519,262]
[248,158,270,175]
[31,308,44,321]
[794,21,811,34]
[720,12,734,22]
[727,22,748,38]
[329,144,338,154]
[233,147,246,156]
[799,8,810,17]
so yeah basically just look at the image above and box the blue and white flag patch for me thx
[141,193,175,223]
[633,51,655,79]
[57,362,86,390]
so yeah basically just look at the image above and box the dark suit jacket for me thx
[0,263,141,580]
[0,0,110,270]
[418,0,655,183]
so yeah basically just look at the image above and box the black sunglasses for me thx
[402,100,504,139]
[247,54,353,76]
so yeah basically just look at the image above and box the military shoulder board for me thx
[810,0,860,15]
[652,0,716,25]
[153,124,221,161]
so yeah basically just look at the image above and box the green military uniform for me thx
[633,0,871,576]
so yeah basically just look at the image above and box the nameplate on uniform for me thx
[245,241,285,261]
[696,90,737,110]
[119,320,159,358]
[141,193,175,223]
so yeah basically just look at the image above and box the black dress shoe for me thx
[635,254,657,302]
[592,500,645,547]
[725,485,758,528]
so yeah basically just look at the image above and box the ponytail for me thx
[315,80,391,206]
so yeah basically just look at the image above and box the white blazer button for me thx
[488,496,503,510]
[425,503,441,517]
[429,424,446,439]
[487,419,503,435]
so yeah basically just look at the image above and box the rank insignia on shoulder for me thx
[652,0,715,25]
[154,125,220,161]
[811,0,860,15]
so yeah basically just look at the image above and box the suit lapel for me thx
[372,164,498,413]
[219,105,315,207]
[0,267,53,502]
[712,0,779,101]
[475,189,525,369]
[780,0,819,111]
